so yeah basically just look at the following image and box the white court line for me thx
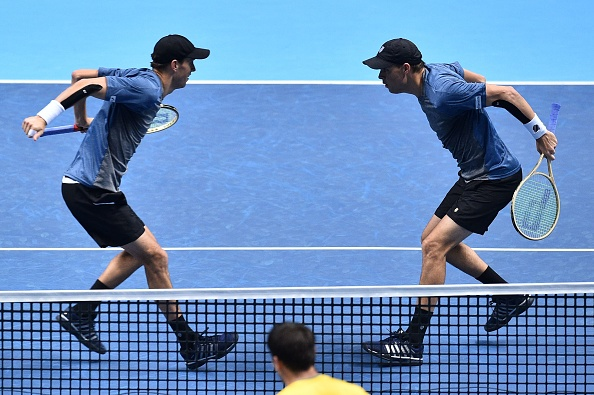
[2,79,594,86]
[193,80,594,86]
[0,246,593,252]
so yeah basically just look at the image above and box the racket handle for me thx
[27,124,82,138]
[548,103,560,133]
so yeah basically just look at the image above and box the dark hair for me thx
[267,322,316,372]
[390,60,425,73]
[410,61,426,73]
[150,61,168,71]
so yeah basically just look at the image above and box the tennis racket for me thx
[511,103,561,240]
[28,104,179,137]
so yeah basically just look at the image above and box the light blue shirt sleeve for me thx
[99,67,162,112]
[425,62,486,117]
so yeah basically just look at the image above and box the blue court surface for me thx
[3,82,594,289]
[1,1,594,394]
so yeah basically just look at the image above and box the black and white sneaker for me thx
[362,328,424,365]
[56,309,107,354]
[484,295,534,332]
[181,331,239,370]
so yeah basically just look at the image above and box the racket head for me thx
[147,104,179,134]
[511,171,560,240]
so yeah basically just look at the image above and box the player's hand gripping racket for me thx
[511,103,560,240]
[28,104,179,137]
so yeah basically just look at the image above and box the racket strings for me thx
[148,107,178,133]
[513,173,559,239]
[153,111,176,124]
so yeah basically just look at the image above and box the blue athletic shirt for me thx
[418,62,520,181]
[64,67,163,192]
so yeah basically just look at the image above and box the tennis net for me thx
[1,283,593,394]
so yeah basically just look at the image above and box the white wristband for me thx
[37,100,65,125]
[524,114,547,140]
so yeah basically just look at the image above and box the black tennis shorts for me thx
[434,170,522,235]
[62,182,145,248]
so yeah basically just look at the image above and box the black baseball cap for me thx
[363,38,422,69]
[151,34,210,64]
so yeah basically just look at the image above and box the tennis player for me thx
[21,34,237,369]
[268,322,369,394]
[360,38,558,365]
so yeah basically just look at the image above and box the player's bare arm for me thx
[486,84,557,160]
[22,74,107,140]
[70,70,105,128]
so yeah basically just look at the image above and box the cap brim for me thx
[188,48,210,60]
[362,56,394,70]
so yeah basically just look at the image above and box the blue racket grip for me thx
[27,124,82,138]
[548,103,560,133]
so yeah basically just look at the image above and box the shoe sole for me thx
[56,313,107,355]
[484,296,535,332]
[362,345,423,366]
[186,334,239,370]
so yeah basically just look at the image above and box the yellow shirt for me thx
[278,374,369,395]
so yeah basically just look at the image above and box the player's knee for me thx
[145,247,169,270]
[420,230,430,244]
[421,236,445,259]
[154,248,169,264]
